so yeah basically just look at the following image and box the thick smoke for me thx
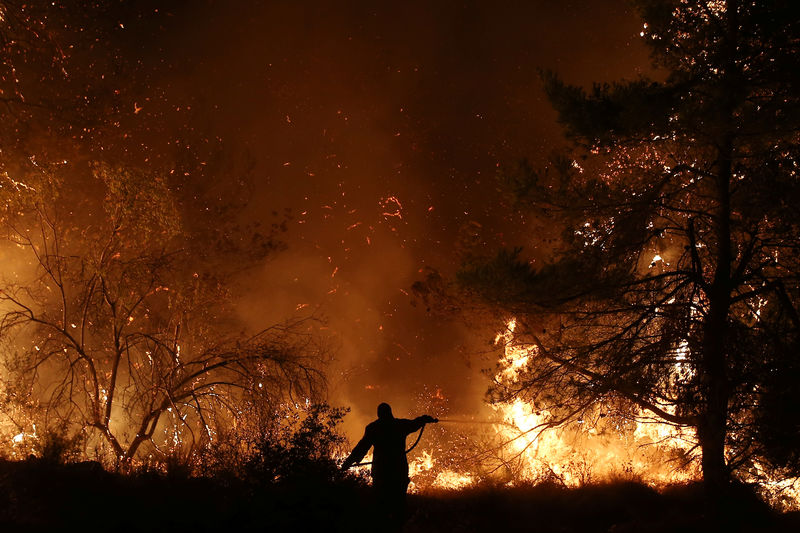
[116,1,651,441]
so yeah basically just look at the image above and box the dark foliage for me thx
[752,343,800,477]
[0,458,796,533]
[242,403,350,486]
[405,481,797,533]
[454,0,800,492]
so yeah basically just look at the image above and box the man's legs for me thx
[374,478,408,531]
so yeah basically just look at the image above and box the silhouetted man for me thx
[341,402,437,527]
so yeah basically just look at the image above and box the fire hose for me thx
[346,417,542,469]
[346,417,522,468]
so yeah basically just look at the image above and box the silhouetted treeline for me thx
[0,456,797,532]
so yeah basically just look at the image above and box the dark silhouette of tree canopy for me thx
[458,0,800,492]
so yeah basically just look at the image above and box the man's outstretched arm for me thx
[401,414,438,435]
[341,432,373,470]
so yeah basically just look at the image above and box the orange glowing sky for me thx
[42,0,656,436]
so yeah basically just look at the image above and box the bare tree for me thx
[0,163,327,464]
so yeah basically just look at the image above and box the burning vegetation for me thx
[0,0,798,530]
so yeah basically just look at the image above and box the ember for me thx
[0,3,798,529]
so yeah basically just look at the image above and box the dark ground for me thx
[0,458,798,532]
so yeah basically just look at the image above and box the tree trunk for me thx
[698,0,741,494]
[699,131,734,494]
[699,323,730,492]
[699,269,731,492]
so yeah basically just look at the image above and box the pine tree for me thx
[461,0,800,492]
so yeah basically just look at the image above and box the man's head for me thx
[377,402,393,420]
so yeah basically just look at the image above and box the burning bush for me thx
[195,402,351,486]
